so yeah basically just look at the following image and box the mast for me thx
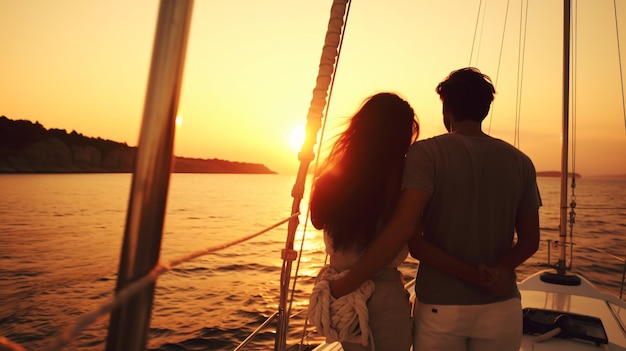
[557,0,571,275]
[105,1,194,350]
[541,0,581,285]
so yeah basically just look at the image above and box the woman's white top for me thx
[324,231,408,272]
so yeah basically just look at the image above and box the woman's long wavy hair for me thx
[310,92,419,252]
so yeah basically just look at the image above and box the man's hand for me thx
[478,264,516,297]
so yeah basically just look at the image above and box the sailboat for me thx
[1,1,625,351]
[103,0,623,350]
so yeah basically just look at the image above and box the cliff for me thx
[0,116,276,174]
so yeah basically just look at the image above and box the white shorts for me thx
[413,297,522,351]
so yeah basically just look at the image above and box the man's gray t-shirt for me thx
[403,133,541,305]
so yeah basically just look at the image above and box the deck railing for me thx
[543,239,626,299]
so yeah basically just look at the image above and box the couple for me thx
[308,67,541,351]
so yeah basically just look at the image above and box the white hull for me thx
[311,270,626,351]
[519,270,626,351]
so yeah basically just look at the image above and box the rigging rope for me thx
[287,0,353,323]
[613,0,626,131]
[35,214,298,351]
[291,6,353,349]
[488,0,510,137]
[469,0,485,67]
[473,1,495,132]
[296,2,353,349]
[514,0,529,148]
[276,1,351,350]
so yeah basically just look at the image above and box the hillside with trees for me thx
[0,116,275,174]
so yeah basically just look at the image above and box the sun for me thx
[288,126,306,152]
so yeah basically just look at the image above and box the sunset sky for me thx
[1,0,625,176]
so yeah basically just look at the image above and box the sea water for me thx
[0,173,624,351]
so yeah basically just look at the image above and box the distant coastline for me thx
[5,115,617,179]
[537,171,582,178]
[0,116,276,174]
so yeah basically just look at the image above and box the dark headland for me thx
[0,116,276,174]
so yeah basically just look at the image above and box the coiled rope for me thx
[308,265,375,350]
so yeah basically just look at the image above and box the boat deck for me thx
[519,271,626,350]
[311,271,626,351]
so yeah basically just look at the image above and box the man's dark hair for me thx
[436,67,496,122]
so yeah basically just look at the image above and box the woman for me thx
[308,92,419,351]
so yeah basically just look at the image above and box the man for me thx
[329,67,541,351]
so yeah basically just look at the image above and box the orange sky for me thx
[1,0,625,176]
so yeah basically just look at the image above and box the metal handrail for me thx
[234,312,279,351]
[543,239,626,299]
